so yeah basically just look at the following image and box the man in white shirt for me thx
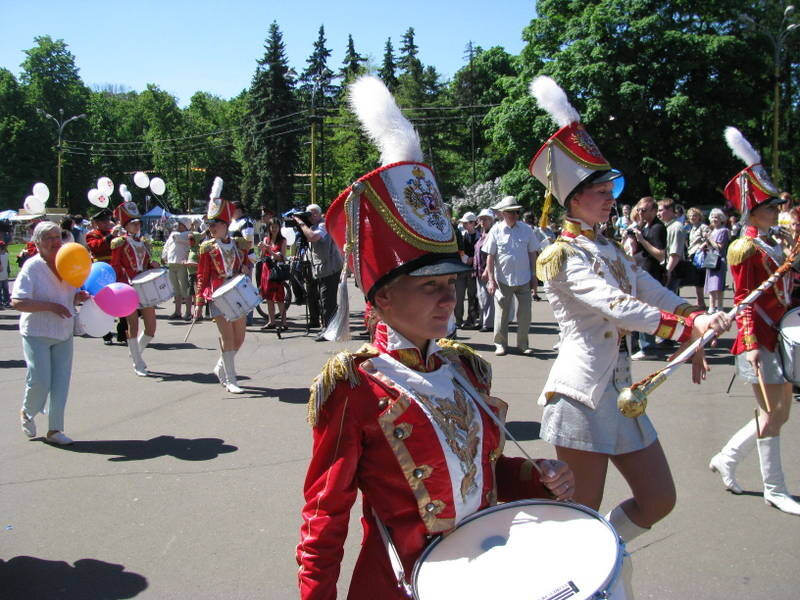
[484,196,541,356]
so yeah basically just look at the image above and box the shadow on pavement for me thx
[0,555,147,599]
[232,386,309,404]
[147,371,220,384]
[505,420,541,441]
[52,435,238,462]
[0,359,26,369]
[146,342,197,351]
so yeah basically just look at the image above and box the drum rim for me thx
[212,274,250,297]
[131,267,168,282]
[410,498,626,599]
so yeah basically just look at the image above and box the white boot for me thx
[709,419,757,494]
[128,338,149,377]
[605,504,649,543]
[757,436,800,516]
[213,356,227,387]
[138,333,153,352]
[222,350,243,394]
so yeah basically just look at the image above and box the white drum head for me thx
[414,500,621,600]
[212,275,246,299]
[780,307,800,344]
[132,269,165,284]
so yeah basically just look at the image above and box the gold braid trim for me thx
[307,343,380,426]
[110,237,126,250]
[535,239,580,282]
[674,303,703,317]
[199,240,215,255]
[437,338,492,392]
[727,237,756,266]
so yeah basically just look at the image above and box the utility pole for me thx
[36,108,86,208]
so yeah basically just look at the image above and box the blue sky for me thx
[0,0,536,106]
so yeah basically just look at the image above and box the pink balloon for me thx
[94,282,139,317]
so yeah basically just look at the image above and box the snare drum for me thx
[211,274,260,322]
[778,306,800,384]
[412,499,629,600]
[131,269,174,308]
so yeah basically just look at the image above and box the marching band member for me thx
[296,76,574,600]
[111,186,159,376]
[528,76,730,542]
[708,127,800,515]
[86,208,126,344]
[193,178,251,394]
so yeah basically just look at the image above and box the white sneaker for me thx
[20,410,36,438]
[494,344,507,356]
[225,382,244,394]
[46,431,74,445]
[631,350,655,361]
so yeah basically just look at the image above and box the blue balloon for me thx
[84,261,117,295]
[610,169,625,199]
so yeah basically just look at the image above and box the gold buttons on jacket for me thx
[412,465,432,480]
[377,397,389,409]
[392,423,412,440]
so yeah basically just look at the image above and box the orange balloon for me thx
[55,242,92,287]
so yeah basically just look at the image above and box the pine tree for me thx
[378,38,398,92]
[340,34,367,83]
[397,27,425,108]
[299,25,337,109]
[242,22,300,213]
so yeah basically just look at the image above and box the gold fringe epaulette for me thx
[308,343,380,426]
[236,237,250,251]
[437,338,492,392]
[110,237,126,250]
[727,237,757,266]
[535,239,579,282]
[199,240,215,254]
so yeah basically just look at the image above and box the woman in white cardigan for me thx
[12,221,89,445]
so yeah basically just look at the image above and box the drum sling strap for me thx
[372,356,543,597]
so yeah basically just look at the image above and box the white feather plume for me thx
[348,75,423,165]
[724,126,761,167]
[529,76,581,128]
[210,176,224,200]
[118,184,132,203]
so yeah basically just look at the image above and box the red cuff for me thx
[655,310,702,343]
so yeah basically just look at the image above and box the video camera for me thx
[283,208,313,229]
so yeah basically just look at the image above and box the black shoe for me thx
[102,333,114,346]
[479,327,491,333]
[314,333,327,342]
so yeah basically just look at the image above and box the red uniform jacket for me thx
[111,235,152,283]
[729,225,790,354]
[85,228,115,263]
[297,329,551,600]
[194,238,248,305]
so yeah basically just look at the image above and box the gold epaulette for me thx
[110,237,126,250]
[308,343,380,426]
[199,240,215,254]
[535,239,580,282]
[727,237,757,266]
[236,237,250,251]
[437,338,492,392]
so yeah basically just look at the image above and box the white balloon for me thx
[97,177,114,195]
[150,177,166,195]
[78,298,115,337]
[32,182,49,202]
[133,171,150,188]
[24,195,45,214]
[281,227,296,246]
[88,189,108,208]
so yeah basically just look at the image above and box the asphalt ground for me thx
[1,282,798,599]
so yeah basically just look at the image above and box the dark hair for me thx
[266,217,285,244]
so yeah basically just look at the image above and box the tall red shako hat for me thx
[205,177,235,224]
[723,126,781,221]
[528,76,622,225]
[325,75,470,303]
[113,184,141,227]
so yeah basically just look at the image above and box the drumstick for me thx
[755,364,773,414]
[183,318,197,343]
[754,408,762,438]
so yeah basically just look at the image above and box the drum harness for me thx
[371,356,547,597]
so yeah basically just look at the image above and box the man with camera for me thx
[293,204,344,342]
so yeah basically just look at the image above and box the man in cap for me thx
[483,196,541,356]
[85,208,126,344]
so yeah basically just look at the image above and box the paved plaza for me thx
[1,283,799,599]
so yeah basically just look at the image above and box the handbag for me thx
[692,250,706,269]
[702,249,721,270]
[268,260,290,282]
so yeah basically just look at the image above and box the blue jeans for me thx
[21,336,73,432]
[0,280,9,305]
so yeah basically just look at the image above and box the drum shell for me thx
[778,306,800,384]
[411,499,628,600]
[211,275,260,322]
[131,269,174,308]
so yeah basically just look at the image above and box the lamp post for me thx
[36,108,86,208]
[739,6,800,183]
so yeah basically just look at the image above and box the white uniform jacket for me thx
[536,219,702,409]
